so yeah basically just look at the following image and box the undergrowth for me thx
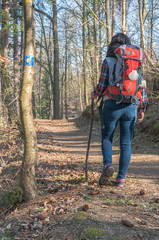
[0,186,23,214]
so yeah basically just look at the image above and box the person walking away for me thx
[91,33,147,187]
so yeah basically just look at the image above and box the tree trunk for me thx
[39,14,54,118]
[93,0,98,85]
[99,5,102,70]
[52,0,60,119]
[2,0,9,61]
[112,0,116,37]
[122,0,127,34]
[86,17,94,88]
[38,30,42,118]
[105,0,111,45]
[138,0,146,50]
[75,38,83,112]
[83,1,87,107]
[64,13,68,119]
[20,9,24,78]
[0,2,4,130]
[20,0,38,202]
[150,0,154,57]
[0,52,4,130]
[1,0,10,123]
[60,74,64,119]
[13,0,20,118]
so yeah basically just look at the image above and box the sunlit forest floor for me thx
[0,102,159,239]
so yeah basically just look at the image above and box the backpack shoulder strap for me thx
[105,57,117,86]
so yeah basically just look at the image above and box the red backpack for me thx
[103,45,146,104]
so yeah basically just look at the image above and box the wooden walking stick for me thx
[85,99,94,182]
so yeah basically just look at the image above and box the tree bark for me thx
[75,37,83,112]
[60,74,64,119]
[112,0,116,37]
[52,0,60,119]
[0,52,3,130]
[20,0,38,202]
[105,0,111,45]
[20,7,24,80]
[86,17,94,88]
[83,1,88,107]
[122,0,127,34]
[13,0,20,118]
[38,30,42,118]
[2,0,10,61]
[64,13,68,119]
[138,0,146,50]
[98,5,102,70]
[1,0,10,123]
[150,0,154,57]
[39,14,54,118]
[93,0,98,85]
[0,2,4,129]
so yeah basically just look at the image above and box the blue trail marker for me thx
[25,56,34,66]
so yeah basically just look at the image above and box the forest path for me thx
[36,118,159,188]
[1,118,159,240]
[34,118,159,240]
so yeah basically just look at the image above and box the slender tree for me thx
[39,13,53,117]
[20,8,24,78]
[112,0,116,37]
[150,0,154,57]
[105,0,111,44]
[83,1,88,107]
[93,0,98,84]
[64,12,68,119]
[13,0,20,117]
[0,1,4,129]
[138,0,146,50]
[52,0,60,119]
[20,0,38,201]
[122,0,127,34]
[1,0,10,123]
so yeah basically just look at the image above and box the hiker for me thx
[91,33,147,187]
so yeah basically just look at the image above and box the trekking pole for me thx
[85,98,94,182]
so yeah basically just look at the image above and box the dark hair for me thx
[109,33,131,47]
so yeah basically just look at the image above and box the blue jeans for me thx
[102,99,136,180]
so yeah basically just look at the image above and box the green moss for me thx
[74,211,89,222]
[81,227,105,240]
[67,175,85,185]
[0,186,23,210]
[104,198,115,205]
[36,207,45,212]
[152,122,159,135]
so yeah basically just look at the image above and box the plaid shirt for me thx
[94,59,147,111]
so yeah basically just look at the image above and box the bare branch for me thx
[83,0,107,28]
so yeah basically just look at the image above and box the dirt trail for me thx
[1,117,159,240]
[35,118,159,240]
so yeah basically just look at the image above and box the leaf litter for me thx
[0,118,159,239]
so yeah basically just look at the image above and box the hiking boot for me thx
[99,164,115,185]
[116,179,125,188]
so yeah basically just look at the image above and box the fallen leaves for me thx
[140,189,146,196]
[1,118,159,240]
[89,190,100,196]
[82,204,89,212]
[121,219,134,228]
[37,213,47,221]
[48,187,59,194]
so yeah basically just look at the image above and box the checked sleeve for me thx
[94,59,109,97]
